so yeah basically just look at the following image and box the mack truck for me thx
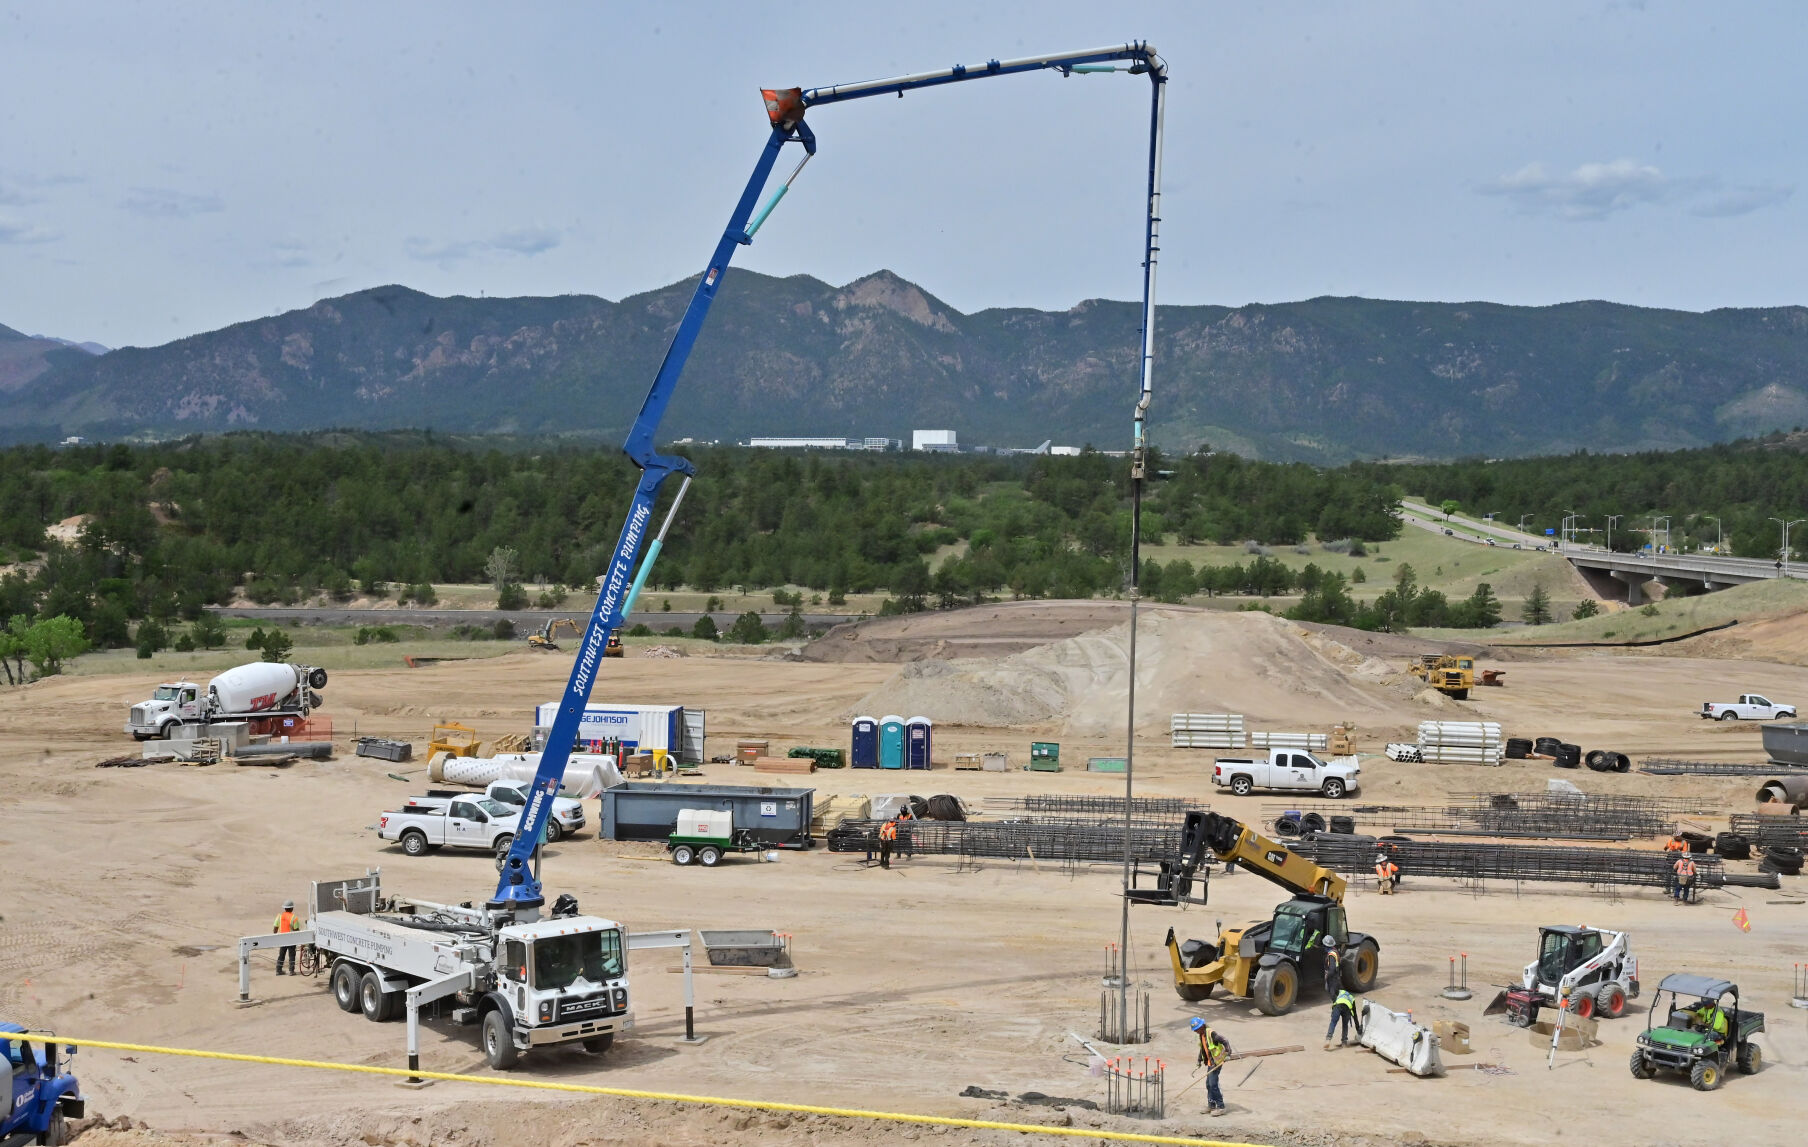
[126,661,326,739]
[238,872,635,1070]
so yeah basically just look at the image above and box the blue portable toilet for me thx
[879,715,906,770]
[851,715,880,769]
[905,716,933,770]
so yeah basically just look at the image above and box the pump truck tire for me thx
[583,1034,615,1054]
[37,1107,66,1147]
[400,830,428,857]
[1253,962,1299,1016]
[360,972,401,1022]
[332,962,361,1012]
[482,1010,519,1070]
[1342,939,1380,992]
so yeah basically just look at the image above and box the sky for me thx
[0,1,1803,349]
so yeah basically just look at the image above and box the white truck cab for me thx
[126,682,203,737]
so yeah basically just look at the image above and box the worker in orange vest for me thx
[1663,837,1687,896]
[272,899,304,974]
[1375,854,1399,895]
[878,819,898,869]
[1672,855,1697,904]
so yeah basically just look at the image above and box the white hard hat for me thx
[283,899,295,909]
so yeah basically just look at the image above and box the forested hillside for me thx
[6,272,1808,460]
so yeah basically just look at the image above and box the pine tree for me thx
[1522,582,1553,626]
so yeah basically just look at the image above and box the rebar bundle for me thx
[1639,758,1808,776]
[1728,815,1808,848]
[1263,792,1706,841]
[1293,835,1724,889]
[1006,794,1204,818]
[1101,1053,1165,1119]
[826,818,1185,864]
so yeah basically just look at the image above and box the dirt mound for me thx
[801,600,1139,663]
[851,608,1427,733]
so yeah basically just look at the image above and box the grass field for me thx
[1420,577,1808,645]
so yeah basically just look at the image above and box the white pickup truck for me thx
[379,785,585,859]
[1701,694,1796,721]
[1212,749,1362,798]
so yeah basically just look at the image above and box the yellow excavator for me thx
[1409,654,1475,700]
[1140,811,1379,1015]
[527,618,580,651]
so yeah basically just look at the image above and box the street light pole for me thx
[1701,515,1720,556]
[1770,517,1806,577]
[1561,511,1580,550]
[1518,514,1533,537]
[1606,514,1622,552]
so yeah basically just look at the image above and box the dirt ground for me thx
[3,604,1807,1147]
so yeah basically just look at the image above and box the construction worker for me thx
[272,899,303,974]
[1322,947,1343,996]
[1672,854,1698,903]
[1691,1001,1729,1048]
[897,806,916,861]
[1375,853,1399,895]
[1190,1017,1232,1118]
[1325,986,1362,1049]
[877,818,898,869]
[1663,836,1687,896]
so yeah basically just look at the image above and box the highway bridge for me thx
[1398,500,1801,604]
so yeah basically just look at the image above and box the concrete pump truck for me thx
[241,41,1169,1073]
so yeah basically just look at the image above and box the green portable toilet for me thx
[879,715,906,769]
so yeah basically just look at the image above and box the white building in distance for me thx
[912,429,958,453]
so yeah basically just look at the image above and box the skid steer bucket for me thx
[1482,989,1511,1016]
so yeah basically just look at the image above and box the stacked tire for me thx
[1714,833,1752,861]
[1505,737,1533,760]
[1585,749,1633,773]
[1760,845,1804,876]
[1329,815,1356,835]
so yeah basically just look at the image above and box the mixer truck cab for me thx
[129,681,205,736]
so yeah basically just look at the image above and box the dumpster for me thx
[597,782,815,847]
[879,715,906,770]
[851,716,879,768]
[905,716,932,770]
[1030,741,1061,772]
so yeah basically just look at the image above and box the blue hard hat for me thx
[1189,1017,1207,1032]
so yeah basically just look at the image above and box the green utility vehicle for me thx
[1629,973,1764,1090]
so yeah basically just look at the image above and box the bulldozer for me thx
[1410,654,1475,700]
[1137,810,1380,1016]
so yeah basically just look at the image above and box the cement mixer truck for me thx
[126,661,326,739]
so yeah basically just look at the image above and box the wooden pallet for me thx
[753,757,815,774]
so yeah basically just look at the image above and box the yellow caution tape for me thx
[53,1036,1276,1147]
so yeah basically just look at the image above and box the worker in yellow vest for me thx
[273,899,304,974]
[1325,987,1362,1048]
[1190,1017,1233,1117]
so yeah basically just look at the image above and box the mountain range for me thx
[3,271,1807,461]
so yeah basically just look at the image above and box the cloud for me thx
[270,239,314,268]
[121,186,224,218]
[1691,183,1794,218]
[0,217,61,244]
[0,183,35,207]
[490,226,561,255]
[1479,159,1793,222]
[404,227,562,266]
[1477,159,1686,220]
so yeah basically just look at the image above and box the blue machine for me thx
[3,1024,84,1146]
[879,716,907,770]
[851,715,879,768]
[493,42,1168,910]
[905,716,933,770]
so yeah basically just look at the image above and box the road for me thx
[217,606,860,630]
